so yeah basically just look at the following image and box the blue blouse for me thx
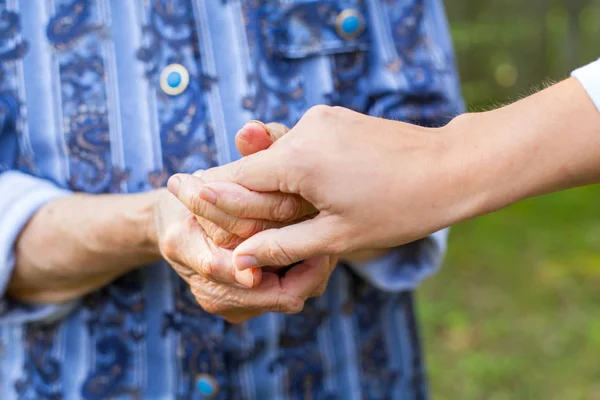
[0,0,463,398]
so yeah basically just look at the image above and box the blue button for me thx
[336,9,365,39]
[160,63,190,96]
[195,374,219,399]
[166,71,182,88]
[341,15,360,35]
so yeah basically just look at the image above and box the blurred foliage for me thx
[446,0,600,109]
[419,1,600,399]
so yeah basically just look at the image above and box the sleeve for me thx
[0,171,76,325]
[343,0,463,292]
[571,58,600,111]
[345,229,449,292]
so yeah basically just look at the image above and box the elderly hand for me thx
[154,186,336,324]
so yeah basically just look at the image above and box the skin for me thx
[176,121,390,262]
[173,77,600,271]
[5,124,335,323]
[9,120,392,323]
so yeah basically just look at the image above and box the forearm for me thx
[448,77,600,223]
[7,190,163,303]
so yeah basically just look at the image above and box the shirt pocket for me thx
[259,0,371,60]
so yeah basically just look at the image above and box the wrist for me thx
[444,78,600,226]
[441,111,522,224]
[135,189,165,258]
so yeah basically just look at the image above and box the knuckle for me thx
[212,228,243,249]
[305,104,333,120]
[267,239,296,266]
[235,218,261,238]
[199,254,219,280]
[200,301,223,316]
[199,218,220,237]
[280,296,305,315]
[272,195,302,221]
[160,227,183,262]
[188,192,208,216]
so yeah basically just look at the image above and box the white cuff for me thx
[572,58,600,111]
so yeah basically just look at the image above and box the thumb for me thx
[232,216,344,269]
[202,148,286,192]
[235,121,290,156]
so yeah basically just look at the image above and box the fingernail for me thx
[199,186,217,204]
[235,255,258,271]
[237,268,261,289]
[246,120,268,131]
[167,175,181,196]
[236,269,255,288]
[251,267,261,287]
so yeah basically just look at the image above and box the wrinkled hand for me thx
[154,187,335,324]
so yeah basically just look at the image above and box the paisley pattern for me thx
[0,0,464,398]
[48,0,123,193]
[0,2,31,173]
[348,275,399,399]
[240,1,307,125]
[14,323,62,400]
[81,272,145,400]
[138,0,218,187]
[273,299,334,400]
[330,52,369,111]
[162,273,227,399]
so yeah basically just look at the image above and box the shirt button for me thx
[195,374,219,399]
[336,9,365,40]
[160,63,190,96]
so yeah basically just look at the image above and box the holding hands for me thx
[155,121,336,323]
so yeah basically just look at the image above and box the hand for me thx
[192,121,316,250]
[181,105,466,270]
[154,187,336,324]
[187,78,600,270]
[175,121,391,265]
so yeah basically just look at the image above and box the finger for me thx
[196,217,245,249]
[192,258,332,318]
[279,255,337,303]
[235,121,290,156]
[203,244,263,289]
[193,200,286,238]
[309,255,338,298]
[163,218,262,288]
[201,151,285,192]
[232,216,345,269]
[171,173,286,238]
[200,180,316,221]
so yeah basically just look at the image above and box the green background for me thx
[419,1,600,399]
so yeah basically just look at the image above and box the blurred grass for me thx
[419,185,600,399]
[417,3,600,397]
